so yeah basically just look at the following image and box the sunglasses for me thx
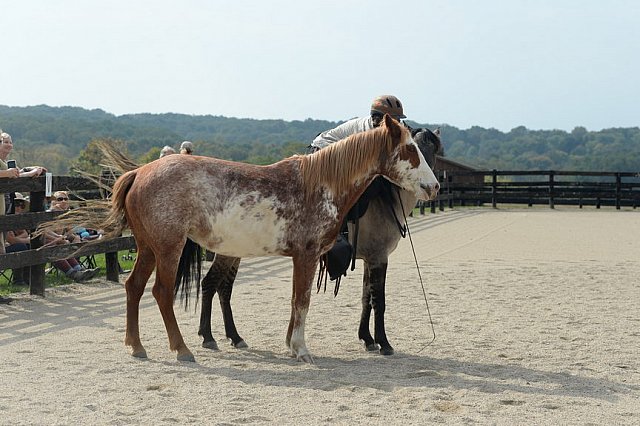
[56,197,69,202]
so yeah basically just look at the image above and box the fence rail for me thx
[1,175,135,296]
[432,170,640,210]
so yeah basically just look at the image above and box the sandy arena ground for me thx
[1,208,639,425]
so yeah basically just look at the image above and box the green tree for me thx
[70,138,129,175]
[139,147,162,164]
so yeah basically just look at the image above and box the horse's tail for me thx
[100,169,138,240]
[34,169,137,244]
[174,239,202,309]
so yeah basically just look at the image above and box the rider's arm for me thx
[311,116,373,149]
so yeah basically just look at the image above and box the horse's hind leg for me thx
[199,255,246,349]
[153,259,195,362]
[199,264,219,350]
[216,256,247,348]
[358,262,378,351]
[124,245,156,359]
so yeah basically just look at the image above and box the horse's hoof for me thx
[202,340,219,351]
[131,348,147,359]
[365,343,380,352]
[177,351,196,362]
[379,346,394,356]
[297,353,315,364]
[232,339,248,349]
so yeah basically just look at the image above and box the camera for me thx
[7,159,17,169]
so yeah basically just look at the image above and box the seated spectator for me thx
[5,193,31,286]
[180,140,194,155]
[159,145,176,158]
[48,191,102,241]
[44,191,99,282]
[72,226,102,241]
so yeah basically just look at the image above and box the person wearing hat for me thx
[180,141,194,155]
[159,145,177,158]
[5,193,32,286]
[310,95,407,151]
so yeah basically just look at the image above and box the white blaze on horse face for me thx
[392,137,440,201]
[206,192,289,257]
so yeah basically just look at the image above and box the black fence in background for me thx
[421,170,640,213]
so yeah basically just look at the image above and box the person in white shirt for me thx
[310,95,406,151]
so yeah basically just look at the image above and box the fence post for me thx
[615,173,621,210]
[447,172,453,209]
[548,171,555,209]
[438,170,442,213]
[491,169,497,208]
[28,190,46,296]
[105,252,120,282]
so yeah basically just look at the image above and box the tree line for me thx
[1,105,639,174]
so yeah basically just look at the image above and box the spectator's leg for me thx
[7,243,30,286]
[54,260,74,276]
[67,257,81,271]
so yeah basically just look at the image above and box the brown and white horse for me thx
[101,114,439,363]
[198,127,443,355]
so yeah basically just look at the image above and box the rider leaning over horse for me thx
[310,95,407,152]
[309,95,411,284]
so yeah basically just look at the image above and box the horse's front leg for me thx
[286,255,317,364]
[369,262,394,355]
[358,262,377,351]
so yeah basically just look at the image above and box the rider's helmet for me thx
[370,95,406,119]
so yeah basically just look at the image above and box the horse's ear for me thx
[410,127,422,138]
[383,114,402,140]
[434,127,441,137]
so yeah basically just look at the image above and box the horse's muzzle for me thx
[419,182,440,201]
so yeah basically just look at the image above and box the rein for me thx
[396,186,437,350]
[386,184,407,238]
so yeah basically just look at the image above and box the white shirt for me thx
[311,116,375,150]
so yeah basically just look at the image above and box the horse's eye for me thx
[405,144,417,154]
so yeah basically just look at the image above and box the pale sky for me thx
[1,0,638,131]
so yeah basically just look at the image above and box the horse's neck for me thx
[335,176,377,217]
[397,187,418,213]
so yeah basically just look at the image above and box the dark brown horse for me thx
[198,127,443,355]
[93,115,439,363]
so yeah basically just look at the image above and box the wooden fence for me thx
[0,175,135,296]
[426,170,640,211]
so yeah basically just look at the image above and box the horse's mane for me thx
[299,124,402,199]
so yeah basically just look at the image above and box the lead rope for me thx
[396,187,436,350]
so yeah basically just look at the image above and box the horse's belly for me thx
[200,199,289,258]
[209,228,283,257]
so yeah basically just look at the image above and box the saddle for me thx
[317,177,406,296]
